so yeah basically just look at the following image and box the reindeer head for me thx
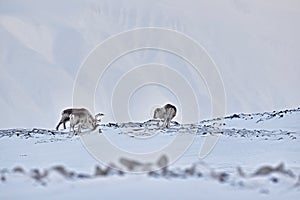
[153,108,163,119]
[95,113,104,122]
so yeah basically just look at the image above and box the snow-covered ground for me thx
[1,0,299,199]
[1,108,300,199]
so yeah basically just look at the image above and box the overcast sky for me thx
[0,0,299,129]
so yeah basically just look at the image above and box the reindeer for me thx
[153,104,177,128]
[69,111,104,133]
[56,108,81,130]
[56,108,103,132]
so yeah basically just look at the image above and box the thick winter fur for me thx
[70,112,104,133]
[69,112,93,133]
[153,104,177,128]
[56,108,85,130]
[56,108,103,132]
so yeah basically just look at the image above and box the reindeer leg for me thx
[162,119,167,129]
[166,117,171,128]
[164,110,173,128]
[63,116,70,129]
[56,115,70,130]
[78,124,82,134]
[56,122,61,130]
[162,116,172,129]
[56,118,64,130]
[68,124,74,137]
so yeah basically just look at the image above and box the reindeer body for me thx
[56,108,103,133]
[153,104,177,128]
[69,111,95,133]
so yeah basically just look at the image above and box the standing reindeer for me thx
[56,108,103,133]
[153,103,177,128]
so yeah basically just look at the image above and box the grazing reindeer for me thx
[56,108,103,131]
[69,111,104,133]
[56,108,84,130]
[153,104,177,128]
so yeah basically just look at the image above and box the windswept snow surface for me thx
[1,108,300,199]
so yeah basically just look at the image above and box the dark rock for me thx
[51,166,74,178]
[218,172,229,182]
[184,165,196,176]
[13,166,25,174]
[77,173,91,179]
[94,165,110,176]
[1,175,6,182]
[270,177,279,183]
[237,167,246,177]
[157,155,169,168]
[30,169,48,181]
[229,114,240,119]
[119,158,142,171]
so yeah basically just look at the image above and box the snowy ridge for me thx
[201,107,300,124]
[201,107,300,132]
[1,107,299,141]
